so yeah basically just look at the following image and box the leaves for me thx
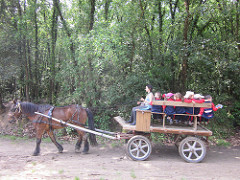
[0,0,239,129]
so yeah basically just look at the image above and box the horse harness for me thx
[48,106,55,131]
[33,105,85,128]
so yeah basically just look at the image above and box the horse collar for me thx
[48,106,55,131]
[17,102,22,113]
[48,106,55,117]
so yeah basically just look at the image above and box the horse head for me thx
[8,100,22,123]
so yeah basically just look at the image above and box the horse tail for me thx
[86,108,98,146]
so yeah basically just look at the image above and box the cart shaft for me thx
[35,112,118,140]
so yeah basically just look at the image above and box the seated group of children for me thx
[150,91,223,125]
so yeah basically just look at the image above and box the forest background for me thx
[0,0,239,138]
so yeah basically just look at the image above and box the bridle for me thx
[16,102,22,113]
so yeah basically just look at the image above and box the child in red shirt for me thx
[198,95,222,124]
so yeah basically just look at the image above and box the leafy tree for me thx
[0,0,239,131]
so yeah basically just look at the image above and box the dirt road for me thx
[0,137,239,180]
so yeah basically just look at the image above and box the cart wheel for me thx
[126,135,152,161]
[178,136,206,163]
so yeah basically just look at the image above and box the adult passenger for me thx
[127,85,154,125]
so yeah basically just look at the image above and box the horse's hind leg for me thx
[82,133,89,154]
[75,132,89,154]
[75,131,83,153]
[47,130,63,153]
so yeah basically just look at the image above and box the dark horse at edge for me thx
[8,101,98,156]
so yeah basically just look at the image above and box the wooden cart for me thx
[114,101,213,163]
[35,101,213,163]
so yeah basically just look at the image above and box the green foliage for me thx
[1,0,239,136]
[215,139,231,147]
[65,127,77,137]
[231,102,240,127]
[94,111,112,130]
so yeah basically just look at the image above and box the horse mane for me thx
[20,102,52,116]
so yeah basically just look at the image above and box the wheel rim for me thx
[181,140,204,161]
[129,138,151,160]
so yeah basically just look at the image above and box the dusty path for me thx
[0,137,239,180]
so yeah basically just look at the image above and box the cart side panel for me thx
[136,111,151,132]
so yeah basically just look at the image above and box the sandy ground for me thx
[1,102,240,180]
[0,137,240,180]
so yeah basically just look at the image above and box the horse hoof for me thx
[32,152,39,156]
[58,146,63,153]
[82,151,88,154]
[75,149,81,153]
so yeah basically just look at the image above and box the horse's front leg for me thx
[47,130,63,153]
[33,138,41,156]
[33,125,45,156]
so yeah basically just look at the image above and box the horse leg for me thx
[82,133,89,154]
[33,138,42,156]
[47,130,63,153]
[33,126,45,156]
[75,131,83,153]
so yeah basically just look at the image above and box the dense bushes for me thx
[0,0,239,137]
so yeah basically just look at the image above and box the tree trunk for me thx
[236,0,240,56]
[0,88,5,110]
[158,0,163,45]
[54,0,76,64]
[139,0,153,61]
[158,0,165,66]
[89,0,96,32]
[33,0,39,100]
[104,0,111,21]
[49,0,58,104]
[166,0,179,50]
[169,0,179,24]
[180,0,190,92]
[17,0,30,101]
[27,39,32,100]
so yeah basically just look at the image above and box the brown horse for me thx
[8,100,97,156]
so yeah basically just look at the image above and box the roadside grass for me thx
[130,170,136,179]
[0,131,233,148]
[0,134,30,141]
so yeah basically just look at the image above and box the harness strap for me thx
[68,105,85,126]
[48,106,55,131]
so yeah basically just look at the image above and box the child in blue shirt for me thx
[151,92,163,120]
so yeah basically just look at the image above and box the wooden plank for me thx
[113,116,212,136]
[114,116,126,127]
[152,101,212,108]
[150,126,212,136]
[136,111,151,132]
[114,116,135,131]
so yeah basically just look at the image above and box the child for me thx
[184,91,195,114]
[164,93,175,124]
[193,94,205,115]
[151,92,163,120]
[183,91,195,124]
[198,95,223,124]
[174,92,185,123]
